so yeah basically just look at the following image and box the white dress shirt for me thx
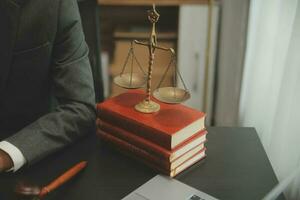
[0,141,26,172]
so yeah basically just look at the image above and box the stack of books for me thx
[96,90,207,177]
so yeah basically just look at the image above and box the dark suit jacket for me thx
[0,0,96,165]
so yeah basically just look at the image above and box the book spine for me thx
[96,118,172,160]
[97,129,173,170]
[98,106,172,149]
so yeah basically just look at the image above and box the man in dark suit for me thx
[0,0,96,172]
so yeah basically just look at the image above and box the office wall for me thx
[177,4,219,125]
[213,0,249,126]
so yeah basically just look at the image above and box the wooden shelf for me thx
[98,0,211,6]
[114,31,177,40]
[98,6,178,57]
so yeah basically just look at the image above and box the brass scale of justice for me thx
[114,4,191,113]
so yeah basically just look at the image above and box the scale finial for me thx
[148,4,160,24]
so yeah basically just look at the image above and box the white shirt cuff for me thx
[0,141,26,172]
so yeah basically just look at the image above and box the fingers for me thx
[0,150,13,172]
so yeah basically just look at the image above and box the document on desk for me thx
[122,175,219,200]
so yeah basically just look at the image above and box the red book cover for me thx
[127,150,206,177]
[121,146,206,177]
[131,147,206,177]
[97,90,206,150]
[170,149,206,177]
[97,118,207,162]
[97,129,206,171]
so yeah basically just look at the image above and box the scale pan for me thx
[153,87,190,104]
[114,73,147,89]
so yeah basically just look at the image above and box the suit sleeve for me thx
[6,0,96,165]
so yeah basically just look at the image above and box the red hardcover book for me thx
[170,149,206,177]
[97,90,206,150]
[122,145,206,177]
[131,147,206,177]
[97,118,207,162]
[97,129,206,171]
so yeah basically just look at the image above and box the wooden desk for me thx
[0,127,285,200]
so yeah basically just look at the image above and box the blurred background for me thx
[78,0,300,199]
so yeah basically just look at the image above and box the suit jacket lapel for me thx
[0,0,23,97]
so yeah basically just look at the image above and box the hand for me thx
[0,149,13,172]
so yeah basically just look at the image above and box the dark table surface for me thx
[0,127,285,200]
